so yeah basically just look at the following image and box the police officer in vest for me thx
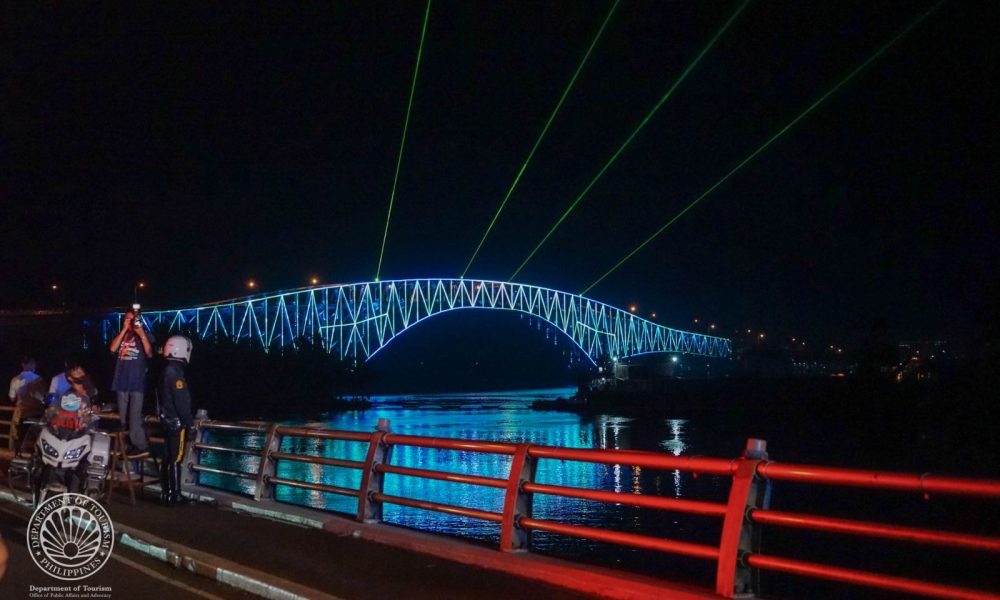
[159,335,194,506]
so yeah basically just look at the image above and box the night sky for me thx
[3,1,997,348]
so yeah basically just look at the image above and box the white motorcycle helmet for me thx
[163,335,193,363]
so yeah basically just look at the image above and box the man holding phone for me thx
[109,305,153,452]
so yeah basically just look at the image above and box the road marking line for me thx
[110,552,228,600]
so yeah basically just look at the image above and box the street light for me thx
[309,276,319,285]
[51,283,66,307]
[247,279,257,290]
[134,281,146,303]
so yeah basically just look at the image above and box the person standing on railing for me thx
[158,335,195,506]
[109,308,153,453]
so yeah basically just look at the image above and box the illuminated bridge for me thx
[104,278,731,364]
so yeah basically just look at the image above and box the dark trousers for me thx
[161,420,187,503]
[163,422,187,466]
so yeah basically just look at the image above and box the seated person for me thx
[46,375,98,433]
[49,358,98,402]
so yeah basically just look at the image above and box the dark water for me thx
[200,387,998,598]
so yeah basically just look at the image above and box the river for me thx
[199,386,998,597]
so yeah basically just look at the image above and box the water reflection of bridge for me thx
[200,409,693,543]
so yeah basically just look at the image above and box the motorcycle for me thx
[27,392,111,506]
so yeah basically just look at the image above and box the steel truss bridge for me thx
[104,279,731,364]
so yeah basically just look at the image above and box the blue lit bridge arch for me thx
[104,279,731,364]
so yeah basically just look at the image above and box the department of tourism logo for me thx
[27,493,115,580]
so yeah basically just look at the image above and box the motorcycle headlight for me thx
[42,439,59,459]
[64,445,87,461]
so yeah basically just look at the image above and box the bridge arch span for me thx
[362,303,594,364]
[105,279,731,364]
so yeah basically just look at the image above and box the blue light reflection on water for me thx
[199,388,728,563]
[195,387,1000,596]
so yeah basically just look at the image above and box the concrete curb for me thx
[187,486,716,600]
[115,525,342,600]
[2,486,717,600]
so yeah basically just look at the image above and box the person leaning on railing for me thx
[7,356,45,418]
[7,356,46,445]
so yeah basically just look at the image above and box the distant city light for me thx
[650,312,657,318]
[709,324,716,330]
[51,284,58,290]
[671,356,679,363]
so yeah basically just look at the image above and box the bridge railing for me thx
[0,405,19,455]
[186,419,1000,599]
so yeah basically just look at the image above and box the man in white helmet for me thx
[158,335,194,506]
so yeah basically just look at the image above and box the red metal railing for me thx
[185,419,1000,599]
[758,461,1000,497]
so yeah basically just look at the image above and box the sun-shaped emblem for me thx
[27,493,115,580]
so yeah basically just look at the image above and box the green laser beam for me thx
[580,1,945,296]
[376,0,432,282]
[509,0,753,281]
[460,0,621,279]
